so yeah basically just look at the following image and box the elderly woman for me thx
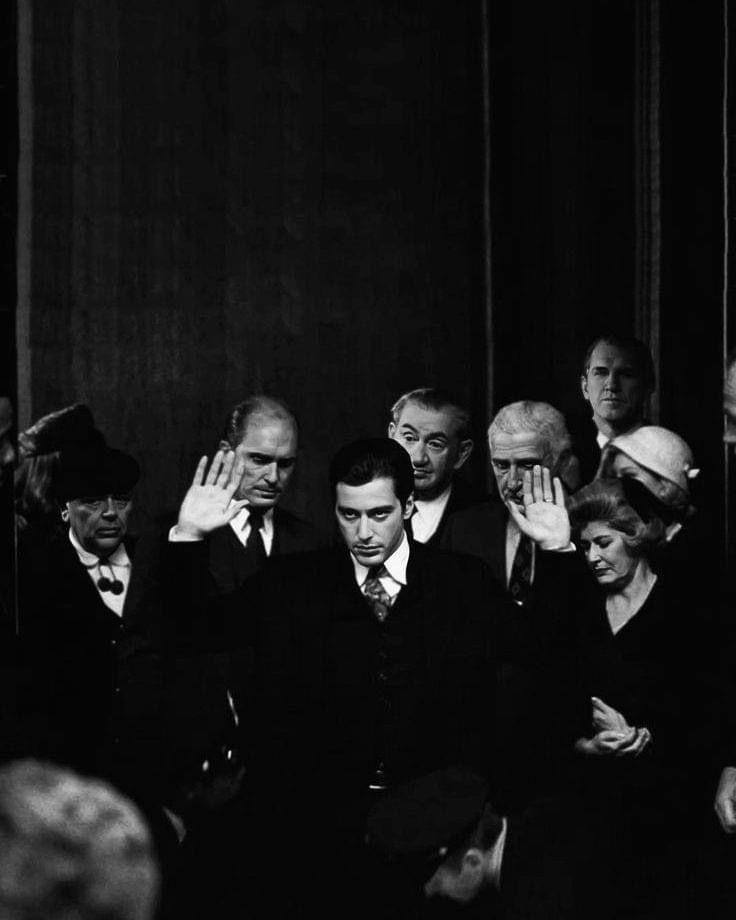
[565,479,714,919]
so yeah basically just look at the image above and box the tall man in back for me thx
[388,387,478,546]
[208,395,323,593]
[576,333,655,484]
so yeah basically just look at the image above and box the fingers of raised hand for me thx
[204,450,226,486]
[192,455,208,487]
[553,476,565,507]
[541,467,554,502]
[215,450,236,490]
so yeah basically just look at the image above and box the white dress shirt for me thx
[68,528,131,617]
[351,531,410,603]
[410,484,452,544]
[228,505,275,555]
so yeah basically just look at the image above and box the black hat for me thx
[57,445,140,502]
[366,767,489,864]
[18,404,106,458]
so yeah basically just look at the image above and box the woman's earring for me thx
[61,509,69,522]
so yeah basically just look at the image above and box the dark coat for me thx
[15,528,234,795]
[422,476,485,549]
[162,539,519,917]
[444,499,590,805]
[207,505,326,594]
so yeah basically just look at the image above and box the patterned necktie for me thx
[508,534,533,607]
[244,507,267,566]
[363,565,392,623]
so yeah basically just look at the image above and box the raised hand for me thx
[506,465,571,550]
[176,451,248,538]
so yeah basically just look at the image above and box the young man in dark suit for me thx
[388,387,481,547]
[168,438,513,916]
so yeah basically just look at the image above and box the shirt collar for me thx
[351,531,411,586]
[230,503,275,526]
[68,527,130,567]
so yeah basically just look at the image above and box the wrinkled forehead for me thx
[489,430,550,462]
[396,402,462,440]
[237,412,298,450]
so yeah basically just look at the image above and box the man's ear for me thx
[453,438,474,471]
[580,374,590,401]
[402,494,415,520]
[218,439,232,452]
[387,421,397,438]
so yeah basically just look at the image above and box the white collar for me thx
[351,531,411,586]
[68,527,130,567]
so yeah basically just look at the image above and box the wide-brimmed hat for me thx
[57,445,140,502]
[607,425,698,495]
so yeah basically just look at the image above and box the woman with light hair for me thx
[563,479,715,919]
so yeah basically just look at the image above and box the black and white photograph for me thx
[1,2,735,917]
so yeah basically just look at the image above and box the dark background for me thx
[9,0,733,552]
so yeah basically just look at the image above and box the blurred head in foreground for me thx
[0,759,159,920]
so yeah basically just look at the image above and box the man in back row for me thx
[576,333,655,484]
[388,387,479,546]
[208,395,324,594]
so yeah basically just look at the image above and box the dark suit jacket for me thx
[15,528,234,794]
[421,476,485,549]
[207,505,326,594]
[445,499,589,805]
[165,540,516,803]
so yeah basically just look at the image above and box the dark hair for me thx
[222,395,298,448]
[568,479,665,555]
[390,388,472,441]
[329,438,414,507]
[582,334,656,393]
